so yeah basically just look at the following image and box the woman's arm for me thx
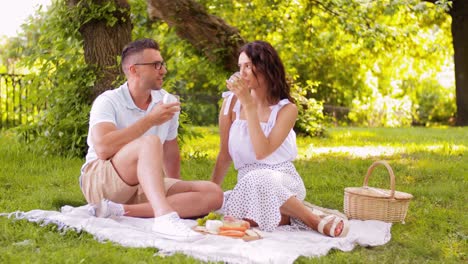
[163,138,181,179]
[244,102,298,160]
[211,95,236,185]
[228,78,298,160]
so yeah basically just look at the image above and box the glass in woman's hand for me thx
[227,72,241,84]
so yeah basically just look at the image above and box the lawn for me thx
[0,126,467,263]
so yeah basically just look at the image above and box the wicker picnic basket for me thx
[344,160,413,223]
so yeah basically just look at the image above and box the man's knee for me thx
[196,180,223,194]
[209,181,224,195]
[137,135,162,149]
[206,181,224,207]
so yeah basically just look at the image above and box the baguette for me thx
[218,230,245,238]
[219,225,248,232]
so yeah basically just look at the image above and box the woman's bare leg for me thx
[121,180,223,218]
[280,196,343,236]
[165,181,223,218]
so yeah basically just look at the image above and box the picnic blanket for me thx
[3,205,392,263]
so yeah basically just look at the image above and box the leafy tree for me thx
[8,1,95,156]
[184,0,454,126]
[422,0,468,126]
[147,0,245,72]
[68,0,132,102]
[0,0,457,156]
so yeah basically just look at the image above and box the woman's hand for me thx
[226,74,253,107]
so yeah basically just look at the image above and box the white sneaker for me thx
[152,212,204,242]
[88,199,124,218]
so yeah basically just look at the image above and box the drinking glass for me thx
[227,71,241,84]
[163,93,180,104]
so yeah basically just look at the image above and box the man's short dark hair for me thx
[121,38,160,65]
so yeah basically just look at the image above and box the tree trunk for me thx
[450,0,468,126]
[147,0,245,72]
[69,0,133,102]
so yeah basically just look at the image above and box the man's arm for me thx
[92,101,180,160]
[163,138,181,179]
[91,116,154,160]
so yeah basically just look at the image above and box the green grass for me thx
[1,126,467,263]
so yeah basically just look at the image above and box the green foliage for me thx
[73,0,129,27]
[291,79,325,136]
[198,0,455,126]
[176,111,203,149]
[7,1,95,157]
[349,93,413,127]
[346,0,455,125]
[403,77,456,126]
[3,0,201,156]
[0,0,458,157]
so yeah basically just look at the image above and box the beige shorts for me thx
[80,159,180,204]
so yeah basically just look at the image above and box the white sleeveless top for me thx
[222,92,298,169]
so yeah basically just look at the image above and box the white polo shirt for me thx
[80,82,178,174]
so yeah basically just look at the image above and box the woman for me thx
[211,40,347,237]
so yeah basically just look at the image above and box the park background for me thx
[0,0,466,263]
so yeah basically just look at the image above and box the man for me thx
[79,38,223,241]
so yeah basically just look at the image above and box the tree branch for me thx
[147,0,245,72]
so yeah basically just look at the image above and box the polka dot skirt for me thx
[224,161,307,232]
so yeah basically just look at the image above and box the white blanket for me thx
[4,205,392,263]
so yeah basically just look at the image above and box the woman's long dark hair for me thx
[239,41,294,104]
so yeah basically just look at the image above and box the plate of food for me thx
[194,212,262,241]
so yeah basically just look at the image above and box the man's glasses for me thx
[134,61,166,70]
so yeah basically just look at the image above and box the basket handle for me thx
[363,160,395,199]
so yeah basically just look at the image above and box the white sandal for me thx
[303,201,350,238]
[317,215,349,237]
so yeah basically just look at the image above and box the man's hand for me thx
[148,102,180,125]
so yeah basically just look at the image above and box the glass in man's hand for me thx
[163,93,180,104]
[162,93,180,115]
